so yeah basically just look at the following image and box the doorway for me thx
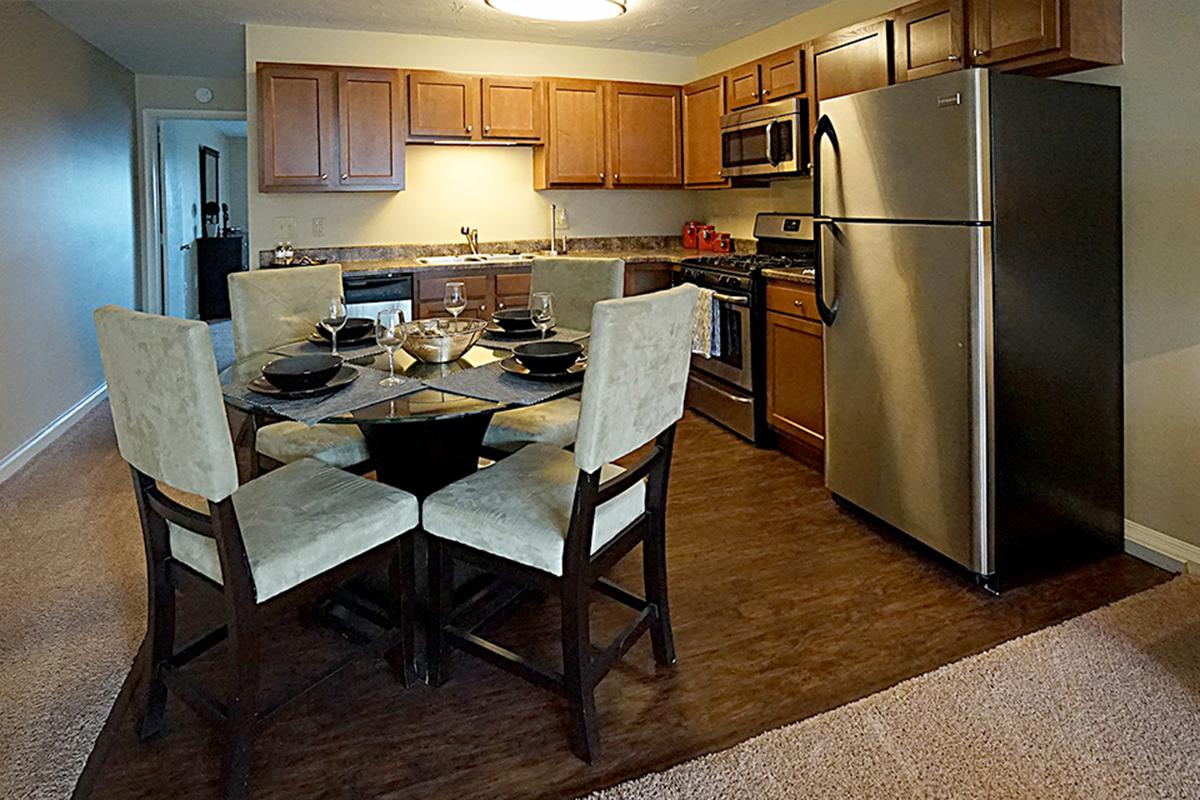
[139,111,247,319]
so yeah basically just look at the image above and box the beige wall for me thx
[135,74,246,113]
[0,1,136,462]
[244,24,700,259]
[1070,0,1200,547]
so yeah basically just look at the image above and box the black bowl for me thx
[315,317,374,342]
[262,355,344,391]
[492,308,536,332]
[512,341,583,374]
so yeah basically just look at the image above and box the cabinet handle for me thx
[341,173,349,180]
[948,54,961,62]
[497,301,505,309]
[320,173,328,180]
[973,49,987,57]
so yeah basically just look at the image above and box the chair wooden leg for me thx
[427,537,453,688]
[562,584,599,763]
[386,539,416,688]
[137,561,175,740]
[222,621,260,800]
[642,519,677,668]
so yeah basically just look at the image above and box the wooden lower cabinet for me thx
[766,282,825,459]
[624,262,673,296]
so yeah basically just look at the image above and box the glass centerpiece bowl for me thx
[401,317,488,364]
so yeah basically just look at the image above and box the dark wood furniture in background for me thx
[894,0,966,82]
[258,63,404,193]
[197,236,247,321]
[765,280,825,465]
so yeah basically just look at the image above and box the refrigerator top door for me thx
[822,221,993,575]
[817,69,991,224]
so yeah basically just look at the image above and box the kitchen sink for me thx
[416,253,536,266]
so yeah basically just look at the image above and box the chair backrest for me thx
[574,284,699,473]
[94,306,239,502]
[530,257,625,332]
[227,264,343,359]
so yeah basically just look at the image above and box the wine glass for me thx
[443,282,468,322]
[531,291,555,340]
[375,308,408,386]
[321,296,348,356]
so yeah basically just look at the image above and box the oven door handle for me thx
[692,374,754,404]
[713,292,749,306]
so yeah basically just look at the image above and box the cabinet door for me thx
[482,77,543,140]
[338,68,405,190]
[895,0,965,82]
[766,310,825,451]
[408,71,480,139]
[608,82,682,187]
[811,20,894,103]
[970,0,1060,66]
[623,263,673,296]
[682,75,727,187]
[258,64,337,192]
[542,79,608,186]
[760,46,806,102]
[726,62,762,110]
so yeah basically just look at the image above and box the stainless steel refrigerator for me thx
[813,69,1123,591]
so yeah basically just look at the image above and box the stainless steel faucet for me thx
[460,225,479,255]
[549,204,558,256]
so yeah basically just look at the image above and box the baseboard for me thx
[1124,519,1200,573]
[0,383,107,485]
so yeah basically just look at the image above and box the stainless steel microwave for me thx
[720,97,810,179]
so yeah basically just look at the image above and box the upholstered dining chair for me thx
[482,257,626,453]
[94,306,420,800]
[227,264,372,475]
[423,283,698,762]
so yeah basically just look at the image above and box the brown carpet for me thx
[590,575,1200,800]
[0,407,145,800]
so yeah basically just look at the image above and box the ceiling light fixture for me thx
[484,0,627,22]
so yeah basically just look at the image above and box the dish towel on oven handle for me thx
[690,285,722,359]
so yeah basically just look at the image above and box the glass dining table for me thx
[220,342,582,497]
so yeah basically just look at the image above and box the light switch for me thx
[555,205,569,229]
[312,217,325,238]
[274,216,297,240]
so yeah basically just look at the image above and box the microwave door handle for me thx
[764,120,779,166]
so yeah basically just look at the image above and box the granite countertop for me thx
[340,248,703,276]
[762,267,816,285]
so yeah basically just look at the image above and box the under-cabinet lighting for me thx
[484,0,627,22]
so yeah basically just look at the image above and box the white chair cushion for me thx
[255,421,370,469]
[169,458,418,603]
[483,398,580,450]
[422,443,645,577]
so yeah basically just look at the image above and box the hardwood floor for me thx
[83,413,1167,800]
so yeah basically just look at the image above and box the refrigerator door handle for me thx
[811,114,836,218]
[814,218,839,326]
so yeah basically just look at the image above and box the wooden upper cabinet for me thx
[536,79,608,187]
[726,62,761,111]
[408,71,479,139]
[338,68,405,190]
[682,74,727,188]
[759,46,806,102]
[258,64,337,192]
[895,0,965,82]
[482,77,543,140]
[608,82,682,187]
[811,19,894,104]
[969,0,1121,74]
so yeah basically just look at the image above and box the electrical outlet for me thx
[312,217,325,238]
[274,216,297,240]
[555,206,569,229]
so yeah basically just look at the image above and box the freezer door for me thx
[817,69,990,223]
[822,221,992,574]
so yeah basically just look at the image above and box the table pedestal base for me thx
[361,412,496,499]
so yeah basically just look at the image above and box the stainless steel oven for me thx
[694,289,753,392]
[721,97,810,179]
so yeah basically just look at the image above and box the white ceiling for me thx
[32,0,827,78]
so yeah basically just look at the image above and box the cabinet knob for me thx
[484,125,491,133]
[794,299,804,308]
[320,173,328,180]
[973,49,987,57]
[614,173,620,182]
[948,54,961,62]
[600,171,605,180]
[466,124,473,133]
[341,173,349,180]
[498,301,505,309]
[762,89,770,96]
[751,91,759,98]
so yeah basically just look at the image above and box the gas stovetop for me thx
[680,253,814,275]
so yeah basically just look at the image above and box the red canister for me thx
[698,225,716,251]
[713,232,733,253]
[683,221,701,249]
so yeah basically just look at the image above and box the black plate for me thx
[484,324,556,340]
[307,329,375,346]
[248,366,358,399]
[499,356,585,381]
[314,317,374,342]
